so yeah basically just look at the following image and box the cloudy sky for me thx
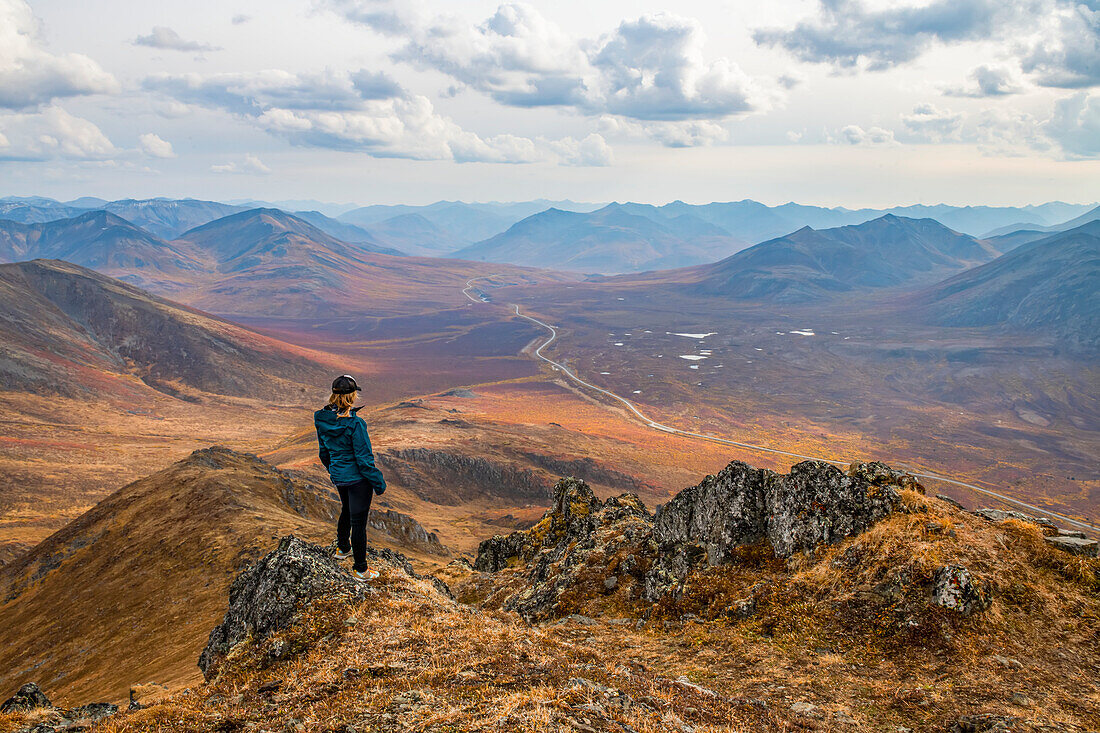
[2,0,1097,206]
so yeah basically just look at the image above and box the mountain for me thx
[0,211,207,289]
[0,198,86,224]
[685,215,999,302]
[338,200,606,247]
[361,213,462,256]
[100,199,246,239]
[452,203,746,273]
[984,204,1100,238]
[175,208,389,274]
[0,197,246,238]
[919,221,1100,352]
[597,200,1100,243]
[0,259,328,397]
[290,210,403,254]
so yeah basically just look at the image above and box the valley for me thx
[0,194,1097,719]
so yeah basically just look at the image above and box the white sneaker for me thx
[334,548,352,560]
[353,567,380,582]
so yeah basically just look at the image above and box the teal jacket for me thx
[314,404,386,493]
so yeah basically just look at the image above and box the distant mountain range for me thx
[0,207,547,319]
[3,197,1094,272]
[0,259,328,397]
[918,221,1100,352]
[674,215,999,302]
[451,203,748,272]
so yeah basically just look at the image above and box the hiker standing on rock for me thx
[315,375,387,581]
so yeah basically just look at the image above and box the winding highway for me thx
[462,277,1100,534]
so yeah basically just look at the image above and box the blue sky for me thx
[1,0,1097,206]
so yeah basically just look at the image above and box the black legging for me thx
[335,479,373,572]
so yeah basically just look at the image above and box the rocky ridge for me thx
[474,459,920,618]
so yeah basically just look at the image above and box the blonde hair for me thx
[327,391,356,416]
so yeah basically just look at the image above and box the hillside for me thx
[4,459,1096,730]
[919,221,1100,352]
[453,203,745,273]
[0,259,329,398]
[686,214,999,302]
[0,446,446,706]
[0,211,207,289]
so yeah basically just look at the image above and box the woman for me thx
[315,374,387,581]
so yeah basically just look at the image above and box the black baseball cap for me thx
[331,374,362,394]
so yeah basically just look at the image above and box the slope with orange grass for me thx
[0,446,448,708]
[5,464,1096,732]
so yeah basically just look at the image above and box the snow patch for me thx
[668,332,717,339]
[679,355,707,361]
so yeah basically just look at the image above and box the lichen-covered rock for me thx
[475,459,916,614]
[645,461,772,600]
[0,682,50,712]
[646,460,907,599]
[767,461,904,557]
[474,477,603,572]
[932,565,989,615]
[474,478,652,619]
[198,535,367,678]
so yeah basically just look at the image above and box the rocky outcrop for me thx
[0,683,118,730]
[1,683,50,712]
[369,509,449,556]
[931,565,989,615]
[1044,535,1099,558]
[474,459,919,617]
[379,448,551,505]
[199,535,367,678]
[647,460,910,599]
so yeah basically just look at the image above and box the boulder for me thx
[198,535,367,678]
[975,508,1056,531]
[1044,535,1099,558]
[0,682,50,712]
[932,565,989,615]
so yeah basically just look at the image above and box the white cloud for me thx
[1018,2,1100,89]
[902,103,964,142]
[325,2,770,145]
[0,0,118,110]
[232,14,251,25]
[545,133,613,166]
[211,154,271,174]
[146,68,611,165]
[943,65,1022,97]
[838,124,896,145]
[0,105,117,160]
[134,26,221,53]
[1044,91,1100,158]
[138,132,176,158]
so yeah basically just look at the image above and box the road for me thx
[462,277,1100,534]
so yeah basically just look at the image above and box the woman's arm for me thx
[351,420,387,495]
[318,433,331,468]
